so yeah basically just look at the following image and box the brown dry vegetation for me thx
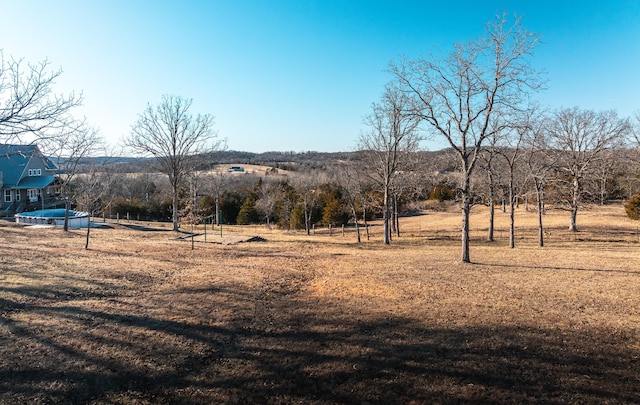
[1,204,639,404]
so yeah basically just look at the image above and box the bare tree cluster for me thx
[389,14,543,262]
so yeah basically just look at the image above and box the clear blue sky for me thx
[1,1,639,153]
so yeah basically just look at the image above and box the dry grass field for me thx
[1,204,639,404]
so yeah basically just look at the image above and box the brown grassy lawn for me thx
[1,204,639,404]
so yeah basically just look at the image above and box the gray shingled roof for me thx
[0,144,58,187]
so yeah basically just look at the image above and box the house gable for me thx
[0,144,58,188]
[1,144,62,211]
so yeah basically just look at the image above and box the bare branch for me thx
[0,51,82,143]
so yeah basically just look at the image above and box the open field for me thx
[1,204,639,404]
[207,163,291,176]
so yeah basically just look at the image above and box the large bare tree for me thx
[391,14,542,262]
[359,84,421,245]
[126,95,223,231]
[547,107,629,232]
[0,51,81,143]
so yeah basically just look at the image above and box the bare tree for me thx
[74,157,116,249]
[126,95,223,231]
[181,171,206,227]
[391,14,542,262]
[616,144,640,201]
[477,130,504,242]
[523,116,556,247]
[547,107,629,232]
[359,84,421,245]
[495,110,538,248]
[201,170,226,226]
[624,111,640,198]
[590,149,625,205]
[44,124,104,231]
[632,110,640,146]
[291,170,325,234]
[334,161,367,243]
[255,179,281,228]
[0,51,82,143]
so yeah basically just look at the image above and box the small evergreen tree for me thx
[624,192,640,220]
[236,196,259,225]
[430,183,456,201]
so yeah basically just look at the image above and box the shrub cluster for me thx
[624,192,640,220]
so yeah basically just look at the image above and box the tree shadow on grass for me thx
[474,260,640,276]
[0,284,638,404]
[118,223,172,232]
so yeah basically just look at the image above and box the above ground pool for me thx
[15,209,90,228]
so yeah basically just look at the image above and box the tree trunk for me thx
[85,217,91,250]
[215,193,220,226]
[363,203,370,241]
[63,199,70,232]
[351,203,361,243]
[569,207,578,232]
[509,175,515,249]
[488,201,495,242]
[569,177,580,232]
[390,194,396,235]
[536,184,544,247]
[509,194,515,249]
[600,177,607,205]
[172,183,179,231]
[383,187,390,245]
[304,203,311,236]
[461,195,471,263]
[394,193,400,238]
[460,168,472,263]
[487,169,495,242]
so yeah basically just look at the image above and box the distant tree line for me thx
[73,141,639,229]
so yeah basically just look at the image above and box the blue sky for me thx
[1,1,639,153]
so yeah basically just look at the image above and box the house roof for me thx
[15,175,57,189]
[0,144,58,187]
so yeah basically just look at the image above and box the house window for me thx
[4,190,11,202]
[28,189,41,203]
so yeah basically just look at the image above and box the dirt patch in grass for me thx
[1,205,639,404]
